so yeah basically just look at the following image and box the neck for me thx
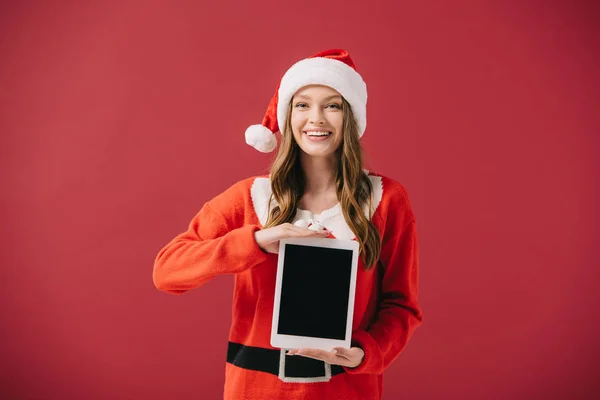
[299,152,337,194]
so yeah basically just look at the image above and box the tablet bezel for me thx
[270,237,360,351]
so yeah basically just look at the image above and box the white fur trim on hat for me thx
[277,57,367,137]
[245,124,277,153]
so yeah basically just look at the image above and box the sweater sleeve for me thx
[153,196,271,295]
[344,189,423,375]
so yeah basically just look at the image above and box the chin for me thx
[299,147,336,158]
[294,136,341,158]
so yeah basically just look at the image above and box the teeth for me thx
[306,132,331,136]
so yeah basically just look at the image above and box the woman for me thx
[153,49,422,400]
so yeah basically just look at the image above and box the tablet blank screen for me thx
[277,244,353,340]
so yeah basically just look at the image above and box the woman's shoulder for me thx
[206,175,270,213]
[365,171,410,202]
[213,174,269,195]
[365,171,415,226]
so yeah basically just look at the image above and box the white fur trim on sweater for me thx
[250,177,277,226]
[245,124,277,153]
[250,172,382,240]
[277,57,367,138]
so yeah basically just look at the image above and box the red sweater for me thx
[153,172,422,399]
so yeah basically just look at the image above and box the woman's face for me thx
[290,85,344,159]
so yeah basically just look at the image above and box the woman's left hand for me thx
[287,347,364,368]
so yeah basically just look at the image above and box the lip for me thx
[303,130,332,142]
[303,130,332,137]
[303,128,331,133]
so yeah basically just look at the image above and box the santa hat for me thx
[244,49,367,153]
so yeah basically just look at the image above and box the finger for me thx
[294,348,338,363]
[278,224,330,239]
[301,228,331,237]
[294,349,355,367]
[296,353,334,363]
[331,347,353,360]
[295,348,330,357]
[332,347,361,366]
[281,224,312,235]
[283,225,317,235]
[283,229,329,239]
[335,347,365,366]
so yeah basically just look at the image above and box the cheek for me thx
[290,112,303,138]
[332,114,344,135]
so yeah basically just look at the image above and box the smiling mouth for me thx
[304,131,332,137]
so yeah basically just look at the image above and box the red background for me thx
[1,1,599,399]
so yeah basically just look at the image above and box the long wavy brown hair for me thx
[263,97,381,269]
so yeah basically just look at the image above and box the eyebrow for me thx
[294,94,342,101]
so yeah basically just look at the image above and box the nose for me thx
[309,107,326,125]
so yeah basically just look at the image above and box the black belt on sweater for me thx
[227,341,345,383]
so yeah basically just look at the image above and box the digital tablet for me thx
[270,237,360,351]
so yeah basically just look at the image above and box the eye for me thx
[294,102,308,108]
[326,103,342,109]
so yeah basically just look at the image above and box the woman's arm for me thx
[153,199,270,295]
[345,189,423,375]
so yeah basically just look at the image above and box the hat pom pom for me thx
[245,124,277,153]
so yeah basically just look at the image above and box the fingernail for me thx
[331,349,338,354]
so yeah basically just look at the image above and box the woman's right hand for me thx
[254,223,330,254]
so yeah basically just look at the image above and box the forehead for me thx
[293,84,342,99]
